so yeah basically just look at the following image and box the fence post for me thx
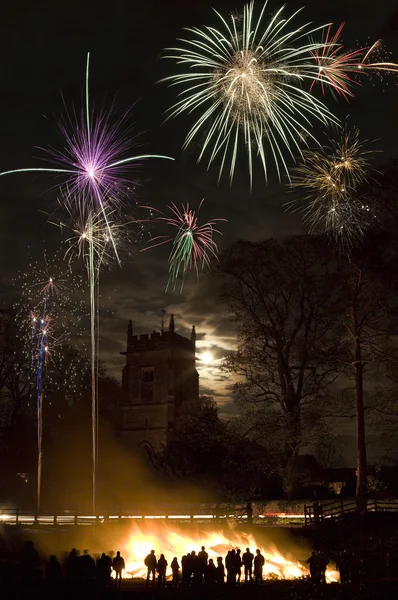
[304,505,307,527]
[74,510,78,526]
[15,508,19,525]
[54,513,57,525]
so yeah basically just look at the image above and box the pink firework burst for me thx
[309,23,365,100]
[0,53,173,261]
[310,23,398,101]
[142,199,227,292]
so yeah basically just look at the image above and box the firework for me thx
[309,23,398,100]
[142,199,226,291]
[54,198,133,482]
[0,53,173,260]
[53,197,131,272]
[13,254,86,512]
[162,1,341,185]
[289,127,377,249]
[0,52,172,513]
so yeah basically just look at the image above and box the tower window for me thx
[141,367,155,382]
[141,367,155,402]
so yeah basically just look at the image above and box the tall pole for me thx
[352,268,367,513]
[36,288,49,514]
[88,214,97,515]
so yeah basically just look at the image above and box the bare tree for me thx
[219,235,346,496]
[338,225,398,511]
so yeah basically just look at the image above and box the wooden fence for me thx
[304,498,398,525]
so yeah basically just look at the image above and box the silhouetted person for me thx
[112,551,125,587]
[181,554,190,585]
[171,557,179,587]
[216,557,225,584]
[80,549,95,582]
[191,550,201,585]
[307,551,319,583]
[66,549,79,583]
[45,555,63,588]
[242,547,254,583]
[254,549,264,584]
[157,554,168,587]
[20,540,40,584]
[226,549,237,583]
[206,559,217,584]
[235,549,242,583]
[336,550,349,584]
[97,553,111,587]
[198,546,208,581]
[317,550,329,584]
[246,502,253,525]
[145,550,157,585]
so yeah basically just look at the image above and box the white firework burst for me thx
[163,1,341,186]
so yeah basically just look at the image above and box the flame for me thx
[112,523,339,582]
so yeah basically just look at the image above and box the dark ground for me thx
[3,579,398,600]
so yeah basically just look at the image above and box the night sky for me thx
[1,0,397,465]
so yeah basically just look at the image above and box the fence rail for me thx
[0,506,305,526]
[304,498,398,525]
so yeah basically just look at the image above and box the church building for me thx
[120,314,199,453]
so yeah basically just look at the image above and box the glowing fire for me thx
[113,524,339,582]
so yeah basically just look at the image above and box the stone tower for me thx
[120,315,199,452]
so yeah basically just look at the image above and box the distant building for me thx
[119,314,199,453]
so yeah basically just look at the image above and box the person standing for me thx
[145,550,157,585]
[242,547,254,583]
[171,557,179,587]
[198,546,208,583]
[157,554,168,588]
[206,559,217,584]
[254,549,264,584]
[317,550,329,584]
[112,551,125,587]
[235,549,242,583]
[307,551,319,583]
[216,557,225,584]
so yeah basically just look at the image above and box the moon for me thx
[201,351,213,364]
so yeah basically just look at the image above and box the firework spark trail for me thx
[54,197,134,512]
[288,127,377,250]
[309,23,398,100]
[35,275,55,513]
[36,291,49,514]
[0,52,173,513]
[142,200,226,292]
[162,0,342,185]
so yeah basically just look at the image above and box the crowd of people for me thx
[1,538,395,593]
[0,541,126,590]
[144,546,266,587]
[0,541,268,590]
